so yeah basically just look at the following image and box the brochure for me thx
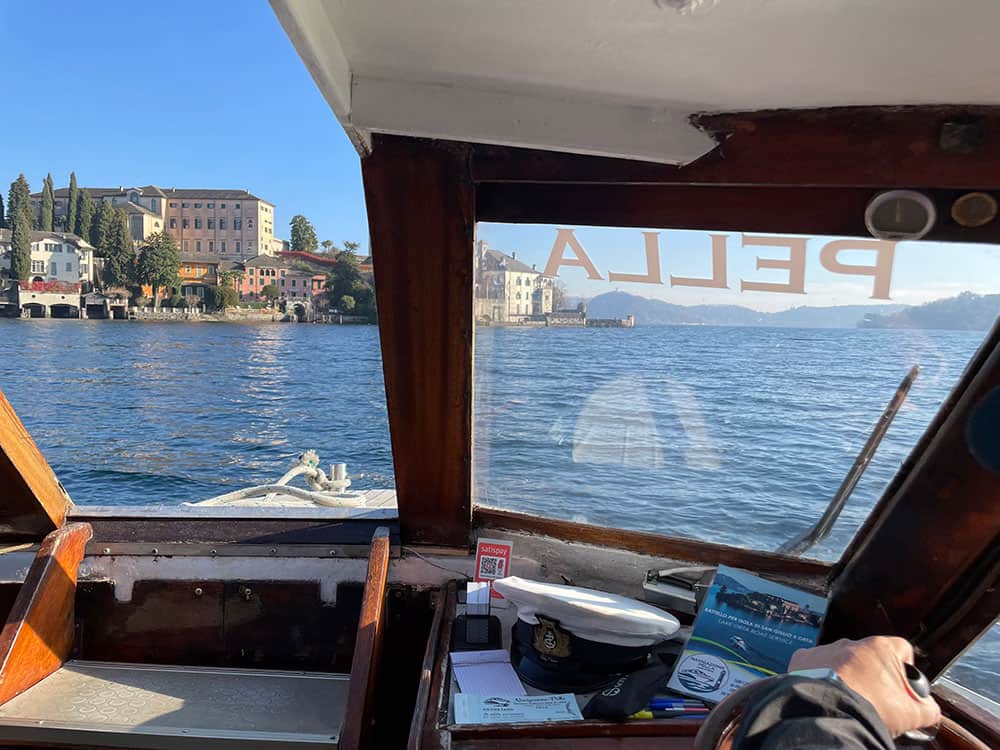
[454,693,583,724]
[667,565,828,703]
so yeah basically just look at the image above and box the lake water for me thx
[0,319,995,701]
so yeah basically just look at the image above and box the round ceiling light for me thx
[864,190,937,241]
[951,192,998,228]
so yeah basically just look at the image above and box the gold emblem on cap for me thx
[533,616,572,659]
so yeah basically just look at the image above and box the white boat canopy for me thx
[271,0,1000,164]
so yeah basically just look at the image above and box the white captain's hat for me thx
[493,577,681,693]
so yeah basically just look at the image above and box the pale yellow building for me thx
[474,240,553,323]
[35,185,276,263]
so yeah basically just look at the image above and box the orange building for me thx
[139,256,242,302]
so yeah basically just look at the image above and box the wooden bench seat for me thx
[0,523,392,750]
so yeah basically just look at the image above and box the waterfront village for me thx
[0,173,632,326]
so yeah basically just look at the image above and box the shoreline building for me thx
[0,230,96,318]
[0,230,95,286]
[177,257,243,302]
[32,185,276,263]
[474,241,553,323]
[238,255,325,302]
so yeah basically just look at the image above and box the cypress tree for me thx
[7,174,31,231]
[0,192,5,229]
[66,172,79,236]
[77,189,94,240]
[10,203,32,281]
[92,200,115,256]
[104,209,135,287]
[39,173,54,231]
[7,175,33,280]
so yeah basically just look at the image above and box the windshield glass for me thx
[473,224,998,560]
[941,620,1000,704]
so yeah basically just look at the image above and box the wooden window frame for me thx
[362,109,1000,720]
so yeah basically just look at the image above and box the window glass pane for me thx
[473,224,998,559]
[1,4,390,508]
[940,621,1000,705]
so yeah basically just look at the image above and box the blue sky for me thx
[0,1,367,249]
[3,1,998,312]
[481,225,1000,311]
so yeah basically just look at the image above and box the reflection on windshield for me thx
[474,223,1000,703]
[473,225,999,560]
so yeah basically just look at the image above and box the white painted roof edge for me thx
[269,0,372,156]
[269,0,717,164]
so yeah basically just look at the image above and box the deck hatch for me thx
[0,660,348,748]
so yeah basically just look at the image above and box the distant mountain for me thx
[859,292,1000,330]
[587,291,908,328]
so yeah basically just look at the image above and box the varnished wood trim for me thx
[364,136,475,546]
[70,512,400,547]
[935,684,1000,750]
[477,183,871,231]
[477,182,1000,243]
[342,526,392,750]
[933,717,992,750]
[407,587,448,750]
[0,523,92,704]
[824,319,1000,677]
[474,507,830,578]
[470,107,1000,189]
[832,321,1000,573]
[0,388,71,539]
[918,554,1000,683]
[453,739,693,750]
[422,581,459,750]
[450,720,700,741]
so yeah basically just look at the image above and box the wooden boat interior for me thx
[0,2,998,748]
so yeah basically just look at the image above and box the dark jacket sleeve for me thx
[730,676,895,750]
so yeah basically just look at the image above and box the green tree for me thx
[210,284,238,309]
[262,284,280,302]
[320,239,334,254]
[343,240,360,254]
[91,200,115,256]
[326,248,364,300]
[9,200,32,280]
[76,189,94,240]
[66,172,79,235]
[7,174,31,232]
[39,173,54,231]
[103,209,134,288]
[220,269,244,288]
[203,286,218,310]
[339,294,356,312]
[0,191,5,229]
[326,247,378,321]
[136,232,180,310]
[7,175,32,280]
[289,214,318,253]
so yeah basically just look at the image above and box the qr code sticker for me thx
[478,555,506,578]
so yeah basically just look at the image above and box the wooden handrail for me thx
[0,523,92,704]
[342,526,392,750]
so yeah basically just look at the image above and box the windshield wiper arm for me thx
[777,365,920,557]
